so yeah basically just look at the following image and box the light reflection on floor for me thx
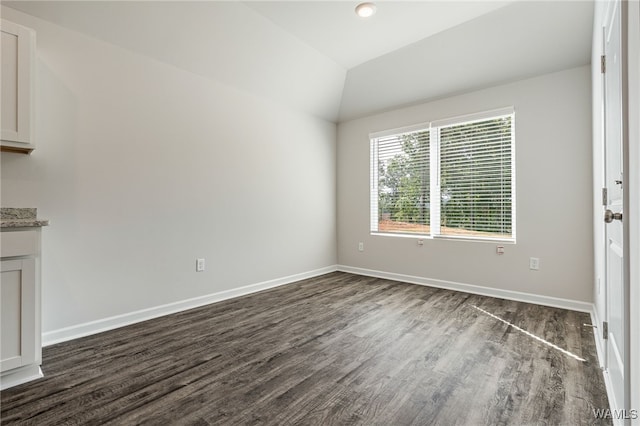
[471,305,586,362]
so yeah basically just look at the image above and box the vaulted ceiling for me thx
[243,1,512,69]
[4,1,594,123]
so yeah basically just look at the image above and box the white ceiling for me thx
[3,1,594,122]
[3,1,347,121]
[243,1,511,69]
[339,0,594,120]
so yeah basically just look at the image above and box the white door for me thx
[603,0,627,414]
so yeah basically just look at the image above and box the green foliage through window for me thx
[377,130,430,228]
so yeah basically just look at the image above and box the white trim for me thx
[369,122,430,140]
[337,265,593,313]
[0,365,43,391]
[591,306,606,368]
[510,110,517,241]
[626,0,640,416]
[42,265,338,347]
[370,231,515,244]
[589,307,622,424]
[431,106,514,128]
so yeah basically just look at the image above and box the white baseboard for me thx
[337,265,593,313]
[0,365,43,390]
[590,307,606,368]
[42,265,338,347]
[42,264,594,346]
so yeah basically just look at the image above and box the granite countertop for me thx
[1,208,49,228]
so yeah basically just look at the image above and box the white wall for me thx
[3,1,347,122]
[337,66,594,304]
[0,7,337,336]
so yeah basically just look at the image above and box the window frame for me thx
[370,107,516,243]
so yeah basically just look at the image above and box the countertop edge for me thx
[1,219,50,228]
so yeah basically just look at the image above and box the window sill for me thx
[371,232,516,244]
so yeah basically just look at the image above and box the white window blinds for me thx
[372,128,431,234]
[370,108,515,241]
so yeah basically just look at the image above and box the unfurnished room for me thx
[0,1,639,425]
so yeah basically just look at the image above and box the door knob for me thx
[604,209,623,223]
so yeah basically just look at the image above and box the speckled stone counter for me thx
[0,208,49,228]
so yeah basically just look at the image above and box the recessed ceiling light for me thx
[355,2,376,18]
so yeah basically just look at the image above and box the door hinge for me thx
[603,321,609,340]
[602,187,608,206]
[601,55,606,73]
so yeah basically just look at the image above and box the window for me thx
[371,108,515,241]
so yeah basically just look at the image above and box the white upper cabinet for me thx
[1,19,35,153]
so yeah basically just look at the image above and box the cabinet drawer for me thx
[1,231,38,257]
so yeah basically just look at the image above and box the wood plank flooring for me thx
[1,272,610,425]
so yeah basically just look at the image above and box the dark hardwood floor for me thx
[1,272,610,425]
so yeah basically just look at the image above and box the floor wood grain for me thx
[1,272,610,425]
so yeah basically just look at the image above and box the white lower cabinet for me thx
[0,230,42,390]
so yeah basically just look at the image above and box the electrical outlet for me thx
[496,246,504,255]
[417,239,424,246]
[358,242,364,252]
[196,258,205,272]
[529,257,540,270]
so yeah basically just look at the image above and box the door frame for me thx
[603,0,628,414]
[592,0,638,419]
[624,0,639,417]
[619,0,631,414]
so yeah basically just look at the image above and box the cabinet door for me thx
[1,259,36,372]
[1,19,35,150]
